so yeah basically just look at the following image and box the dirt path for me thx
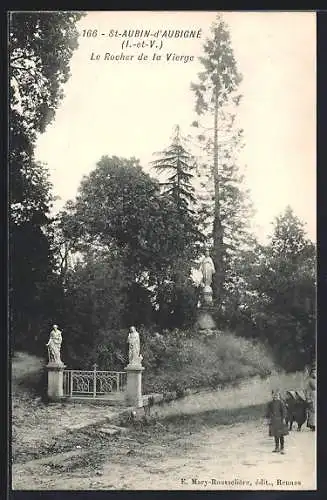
[11,370,316,491]
[12,413,316,491]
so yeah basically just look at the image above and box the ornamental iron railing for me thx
[63,364,127,398]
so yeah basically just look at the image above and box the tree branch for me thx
[11,64,33,72]
[10,54,25,63]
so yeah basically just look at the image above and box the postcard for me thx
[9,10,316,491]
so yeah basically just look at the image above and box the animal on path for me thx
[283,390,308,431]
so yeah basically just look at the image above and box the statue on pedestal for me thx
[46,324,63,365]
[196,248,217,332]
[199,248,216,304]
[200,248,215,287]
[127,326,143,366]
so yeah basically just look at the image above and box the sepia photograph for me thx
[9,10,316,491]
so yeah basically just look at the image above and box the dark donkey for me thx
[283,390,309,431]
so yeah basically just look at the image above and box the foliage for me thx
[155,279,200,329]
[10,220,55,350]
[151,127,204,321]
[141,330,274,394]
[59,324,274,392]
[10,11,84,140]
[190,15,241,114]
[228,207,316,371]
[64,156,169,281]
[61,155,202,332]
[9,11,84,221]
[253,208,315,370]
[151,125,197,212]
[9,12,83,352]
[59,247,134,368]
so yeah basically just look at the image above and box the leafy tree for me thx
[9,11,84,225]
[10,12,84,139]
[64,156,199,282]
[9,11,84,222]
[61,246,133,368]
[49,205,85,287]
[62,155,202,330]
[155,279,200,330]
[65,156,164,282]
[191,15,250,305]
[244,207,316,370]
[9,12,84,351]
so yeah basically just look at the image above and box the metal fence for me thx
[63,364,127,398]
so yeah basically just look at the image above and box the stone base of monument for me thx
[196,285,217,334]
[46,362,66,401]
[196,307,216,333]
[125,364,144,408]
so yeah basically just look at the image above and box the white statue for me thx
[200,248,216,289]
[127,326,143,366]
[46,324,63,365]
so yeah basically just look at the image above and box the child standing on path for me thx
[266,389,289,454]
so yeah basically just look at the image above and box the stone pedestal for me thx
[125,364,144,408]
[196,284,216,333]
[203,285,214,305]
[46,362,66,401]
[196,306,216,332]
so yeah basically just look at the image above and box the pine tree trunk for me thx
[213,92,224,305]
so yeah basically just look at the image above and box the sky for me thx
[35,11,316,243]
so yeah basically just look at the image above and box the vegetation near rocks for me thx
[141,331,274,394]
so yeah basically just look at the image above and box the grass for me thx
[143,331,275,393]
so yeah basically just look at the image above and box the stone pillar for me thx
[196,285,216,333]
[125,364,144,408]
[196,306,216,332]
[46,362,66,402]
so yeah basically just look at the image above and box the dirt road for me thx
[12,371,316,491]
[12,408,316,491]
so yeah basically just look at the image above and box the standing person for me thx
[266,390,289,454]
[305,365,316,431]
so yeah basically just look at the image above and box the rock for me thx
[151,393,163,404]
[99,427,119,436]
[110,425,128,433]
[98,425,127,436]
[68,422,91,431]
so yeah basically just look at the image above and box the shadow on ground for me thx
[117,402,267,439]
[157,403,267,429]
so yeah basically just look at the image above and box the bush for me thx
[12,352,47,400]
[71,327,275,393]
[141,329,275,394]
[62,326,274,394]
